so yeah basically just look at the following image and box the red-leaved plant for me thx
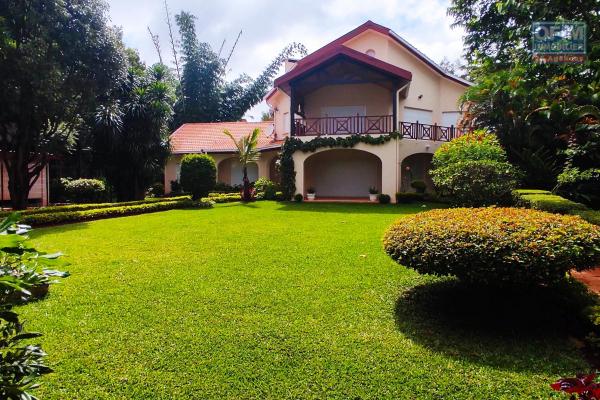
[551,374,600,399]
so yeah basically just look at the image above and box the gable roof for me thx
[273,45,412,94]
[267,20,470,101]
[170,121,281,154]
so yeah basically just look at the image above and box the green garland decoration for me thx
[278,132,403,199]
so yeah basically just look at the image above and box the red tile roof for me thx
[170,121,280,154]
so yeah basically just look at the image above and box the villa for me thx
[165,20,471,201]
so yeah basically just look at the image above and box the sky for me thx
[105,0,465,120]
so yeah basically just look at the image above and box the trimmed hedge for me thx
[383,207,600,286]
[573,210,600,226]
[395,192,424,204]
[513,189,588,214]
[0,196,192,218]
[19,199,209,226]
[202,193,241,203]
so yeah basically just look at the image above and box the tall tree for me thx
[173,12,307,125]
[93,51,176,201]
[450,0,600,196]
[0,0,126,209]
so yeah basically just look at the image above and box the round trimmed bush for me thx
[179,154,216,199]
[383,207,600,286]
[61,178,107,203]
[294,193,303,202]
[431,130,520,206]
[378,193,391,204]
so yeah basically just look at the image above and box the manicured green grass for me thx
[20,201,587,399]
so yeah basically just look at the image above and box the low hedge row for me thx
[395,192,425,204]
[0,196,192,217]
[20,199,208,226]
[202,193,242,203]
[513,189,588,214]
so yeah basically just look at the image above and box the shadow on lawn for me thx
[394,278,596,373]
[276,202,443,215]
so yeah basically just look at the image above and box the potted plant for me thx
[369,187,379,202]
[306,187,316,201]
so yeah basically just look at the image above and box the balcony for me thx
[293,115,466,142]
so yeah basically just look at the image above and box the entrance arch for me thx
[303,149,382,197]
[400,153,434,192]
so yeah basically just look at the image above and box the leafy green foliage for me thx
[410,181,426,193]
[201,193,241,204]
[0,196,191,218]
[431,132,520,206]
[384,207,600,286]
[19,198,203,226]
[279,133,404,199]
[450,0,600,190]
[254,178,279,200]
[293,194,303,202]
[179,154,216,199]
[377,194,391,204]
[0,0,126,209]
[173,11,307,125]
[60,178,108,204]
[223,129,260,201]
[93,57,176,201]
[0,214,69,398]
[513,190,588,214]
[395,192,425,204]
[146,182,165,198]
[556,167,600,208]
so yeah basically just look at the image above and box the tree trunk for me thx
[6,159,32,210]
[242,165,251,202]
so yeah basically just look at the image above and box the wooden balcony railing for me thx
[293,115,466,142]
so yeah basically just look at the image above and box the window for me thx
[403,107,433,125]
[441,111,462,127]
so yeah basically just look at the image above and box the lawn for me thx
[20,201,587,399]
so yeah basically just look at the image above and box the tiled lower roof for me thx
[170,121,281,154]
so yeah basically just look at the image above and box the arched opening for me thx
[269,156,280,183]
[304,149,382,198]
[400,153,434,193]
[218,158,258,185]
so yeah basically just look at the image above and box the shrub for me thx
[202,193,241,203]
[214,182,242,193]
[20,198,207,226]
[556,167,600,208]
[383,207,600,286]
[395,192,424,204]
[146,182,164,197]
[294,194,303,202]
[0,214,69,398]
[274,191,285,201]
[369,186,379,194]
[573,210,600,226]
[431,159,520,206]
[431,131,520,206]
[410,180,427,193]
[513,190,588,214]
[170,180,182,194]
[179,154,216,199]
[0,196,192,218]
[378,194,391,204]
[254,178,279,200]
[61,178,107,203]
[433,130,507,165]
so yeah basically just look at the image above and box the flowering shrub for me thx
[431,131,520,206]
[254,178,279,200]
[383,207,600,286]
[551,374,600,399]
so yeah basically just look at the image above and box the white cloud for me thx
[105,0,465,120]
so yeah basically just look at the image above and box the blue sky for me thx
[106,0,465,119]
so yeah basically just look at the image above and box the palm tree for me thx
[223,128,260,201]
